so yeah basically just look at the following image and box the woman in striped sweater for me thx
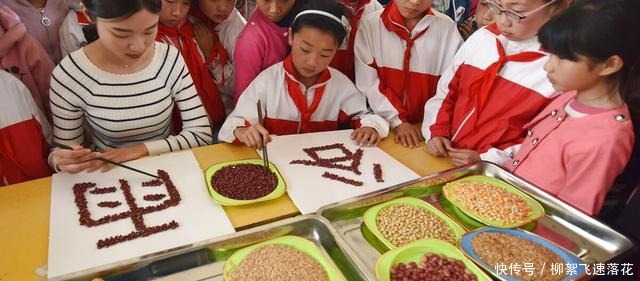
[49,0,213,173]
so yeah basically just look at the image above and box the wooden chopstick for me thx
[52,142,161,179]
[256,100,270,171]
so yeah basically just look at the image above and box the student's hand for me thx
[193,23,214,60]
[394,123,423,148]
[447,147,480,166]
[457,20,476,40]
[351,127,381,147]
[234,124,272,150]
[50,145,101,173]
[95,144,149,172]
[426,137,452,157]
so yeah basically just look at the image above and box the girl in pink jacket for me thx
[0,5,54,121]
[506,0,639,216]
[2,0,68,64]
[233,0,300,103]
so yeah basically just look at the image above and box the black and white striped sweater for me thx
[50,42,212,154]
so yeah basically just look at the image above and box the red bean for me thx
[390,253,477,281]
[211,164,278,200]
[72,170,182,249]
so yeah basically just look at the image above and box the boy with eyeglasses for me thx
[422,0,569,166]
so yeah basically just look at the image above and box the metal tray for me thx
[317,161,636,280]
[49,215,367,281]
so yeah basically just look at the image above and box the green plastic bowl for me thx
[222,235,344,281]
[375,238,492,281]
[442,175,544,228]
[205,159,286,206]
[363,197,467,251]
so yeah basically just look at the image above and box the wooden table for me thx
[0,131,453,281]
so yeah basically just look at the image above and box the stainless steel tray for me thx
[49,215,367,281]
[317,161,636,280]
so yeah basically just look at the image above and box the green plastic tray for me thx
[222,235,344,281]
[205,159,286,206]
[375,238,492,281]
[442,175,544,228]
[363,197,467,251]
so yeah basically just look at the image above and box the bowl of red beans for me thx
[205,159,286,206]
[375,238,491,281]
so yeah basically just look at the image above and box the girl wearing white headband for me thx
[219,0,389,149]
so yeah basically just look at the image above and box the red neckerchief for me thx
[341,0,371,51]
[467,33,545,127]
[381,2,431,103]
[75,11,90,26]
[156,21,226,127]
[189,6,230,83]
[282,55,331,133]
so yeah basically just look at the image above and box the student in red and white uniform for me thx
[506,0,638,216]
[156,0,226,128]
[354,0,463,148]
[190,0,246,112]
[219,0,389,149]
[59,1,91,57]
[0,71,52,186]
[423,0,568,166]
[329,0,382,81]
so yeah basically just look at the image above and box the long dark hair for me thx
[291,0,348,47]
[538,0,640,105]
[540,0,640,216]
[82,0,162,43]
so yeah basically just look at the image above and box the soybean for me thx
[376,204,456,246]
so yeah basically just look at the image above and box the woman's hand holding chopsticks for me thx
[96,144,149,172]
[49,144,101,173]
[51,143,150,173]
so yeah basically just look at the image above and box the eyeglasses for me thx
[485,0,558,23]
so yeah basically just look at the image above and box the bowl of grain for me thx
[460,227,586,281]
[442,175,544,228]
[375,238,492,281]
[363,197,467,251]
[222,235,344,281]
[205,159,286,206]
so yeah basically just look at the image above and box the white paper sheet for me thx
[48,151,235,279]
[261,130,420,214]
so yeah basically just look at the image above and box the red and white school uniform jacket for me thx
[219,55,389,143]
[190,8,246,112]
[422,24,556,165]
[330,0,382,81]
[156,22,227,129]
[506,92,634,216]
[0,71,52,186]
[59,8,89,58]
[354,2,463,127]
